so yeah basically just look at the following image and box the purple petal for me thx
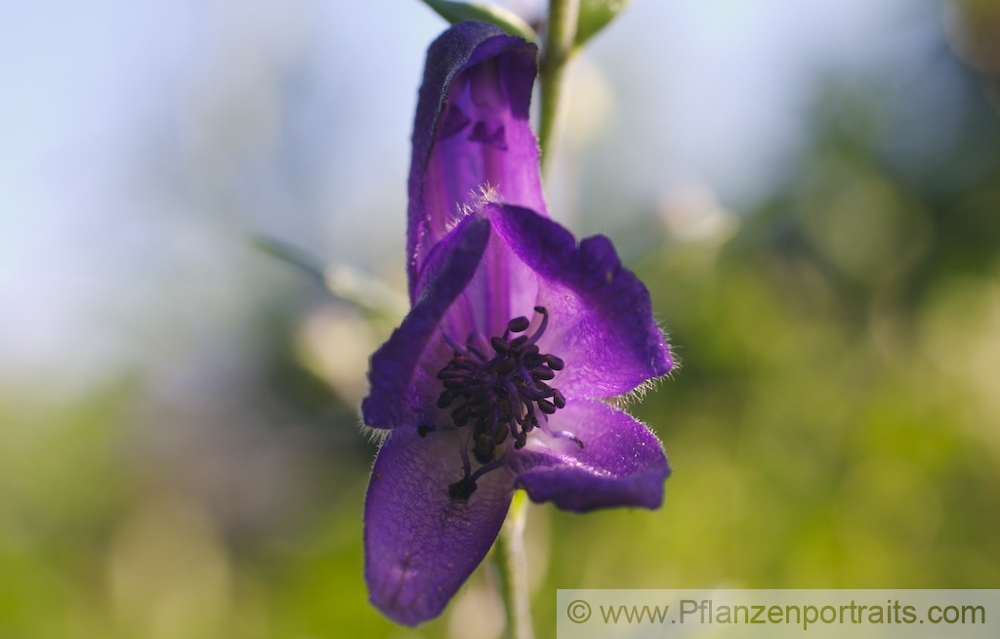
[365,425,514,626]
[436,212,540,342]
[509,398,670,512]
[408,22,544,300]
[485,203,673,398]
[361,216,489,430]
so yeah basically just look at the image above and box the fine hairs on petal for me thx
[444,205,475,233]
[459,183,502,219]
[448,183,500,230]
[474,183,502,207]
[359,421,391,447]
[603,378,656,411]
[617,377,660,407]
[613,321,677,408]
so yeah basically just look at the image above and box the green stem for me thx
[495,492,533,639]
[538,0,580,173]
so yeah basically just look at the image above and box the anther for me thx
[469,446,510,481]
[474,435,496,465]
[467,344,488,361]
[551,389,566,409]
[437,391,456,409]
[526,306,549,346]
[436,306,570,500]
[537,399,557,414]
[452,404,471,426]
[449,477,478,501]
[507,316,530,333]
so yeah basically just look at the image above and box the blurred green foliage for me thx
[3,6,1000,639]
[575,0,632,48]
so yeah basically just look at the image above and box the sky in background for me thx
[1,0,935,394]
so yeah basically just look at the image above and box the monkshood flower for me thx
[361,21,673,626]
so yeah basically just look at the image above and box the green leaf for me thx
[422,0,538,42]
[575,0,632,47]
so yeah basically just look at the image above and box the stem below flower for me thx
[538,0,580,173]
[496,491,534,639]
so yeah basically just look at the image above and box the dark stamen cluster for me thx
[435,306,566,500]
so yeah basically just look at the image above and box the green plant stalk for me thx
[538,0,581,172]
[496,4,579,634]
[495,491,533,639]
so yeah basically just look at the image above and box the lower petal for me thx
[365,425,514,626]
[509,398,670,512]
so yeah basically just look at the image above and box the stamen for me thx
[458,424,473,478]
[436,391,455,409]
[449,476,478,501]
[526,306,548,345]
[507,316,530,333]
[442,333,466,354]
[509,335,528,350]
[469,446,509,482]
[537,399,557,414]
[551,389,566,408]
[448,444,511,502]
[533,367,555,381]
[537,417,584,449]
[467,343,489,361]
[474,434,496,464]
[435,306,580,501]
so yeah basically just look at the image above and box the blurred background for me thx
[3,0,1000,637]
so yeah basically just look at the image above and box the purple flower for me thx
[361,21,673,626]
